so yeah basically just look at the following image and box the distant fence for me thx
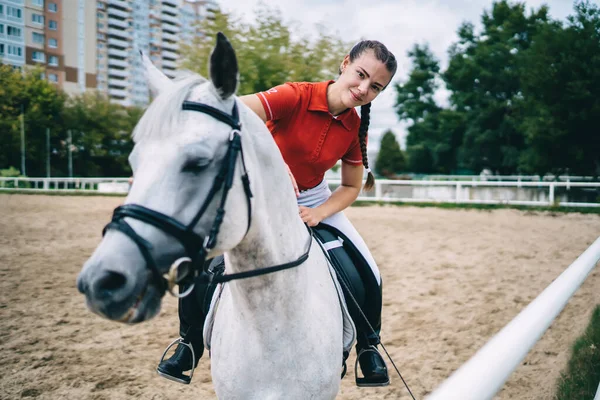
[1,177,599,207]
[428,236,600,399]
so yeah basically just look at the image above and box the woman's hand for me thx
[285,163,300,197]
[298,206,324,227]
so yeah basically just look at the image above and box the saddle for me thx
[203,223,381,381]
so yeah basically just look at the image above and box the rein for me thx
[102,99,311,297]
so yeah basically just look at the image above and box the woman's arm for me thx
[240,94,268,122]
[299,162,363,226]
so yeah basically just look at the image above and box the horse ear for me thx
[140,50,172,97]
[209,32,239,100]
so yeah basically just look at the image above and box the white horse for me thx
[77,33,343,399]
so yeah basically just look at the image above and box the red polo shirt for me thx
[257,81,364,191]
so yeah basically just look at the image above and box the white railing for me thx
[428,236,600,399]
[0,177,130,193]
[330,180,600,208]
[421,174,597,182]
[2,178,599,207]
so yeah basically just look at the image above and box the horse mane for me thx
[132,72,208,143]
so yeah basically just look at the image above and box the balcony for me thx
[108,0,131,10]
[108,77,128,88]
[108,58,128,68]
[107,7,129,19]
[108,47,128,58]
[162,22,180,34]
[107,18,128,30]
[161,49,177,60]
[162,58,176,69]
[108,88,128,98]
[107,68,129,78]
[108,27,130,39]
[162,32,177,42]
[107,37,128,49]
[161,14,179,25]
[162,0,178,6]
[161,41,178,51]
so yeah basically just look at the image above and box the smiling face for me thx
[336,49,394,109]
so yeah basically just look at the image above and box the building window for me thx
[7,26,22,38]
[8,45,23,57]
[32,32,44,43]
[32,0,44,7]
[32,51,45,63]
[32,13,44,24]
[0,24,3,34]
[49,20,57,30]
[0,5,3,15]
[97,23,104,29]
[97,12,104,18]
[48,73,58,83]
[97,33,105,40]
[48,55,58,66]
[0,44,4,55]
[48,38,58,48]
[6,6,22,19]
[48,3,57,12]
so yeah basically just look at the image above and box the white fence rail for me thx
[428,236,600,399]
[1,177,599,207]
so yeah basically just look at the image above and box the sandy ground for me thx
[0,194,598,400]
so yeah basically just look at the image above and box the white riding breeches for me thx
[297,180,382,285]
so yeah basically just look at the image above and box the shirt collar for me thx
[308,80,355,131]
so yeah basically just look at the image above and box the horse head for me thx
[77,33,271,323]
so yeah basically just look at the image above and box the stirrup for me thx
[355,345,390,387]
[156,337,196,385]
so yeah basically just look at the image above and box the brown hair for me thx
[345,40,397,191]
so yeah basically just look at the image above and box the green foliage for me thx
[555,305,600,399]
[395,1,599,177]
[179,4,351,94]
[375,130,405,177]
[0,65,142,177]
[444,0,552,174]
[396,45,467,173]
[0,65,66,176]
[60,92,142,176]
[0,166,22,177]
[517,1,600,176]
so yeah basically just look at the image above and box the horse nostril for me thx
[93,270,127,298]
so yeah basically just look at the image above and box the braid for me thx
[359,103,375,191]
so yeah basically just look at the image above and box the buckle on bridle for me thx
[166,257,196,298]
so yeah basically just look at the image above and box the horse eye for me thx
[182,158,211,173]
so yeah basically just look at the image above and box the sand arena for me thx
[0,194,598,399]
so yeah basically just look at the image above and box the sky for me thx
[214,0,576,151]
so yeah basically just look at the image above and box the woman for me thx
[157,39,397,387]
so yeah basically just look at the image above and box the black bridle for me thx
[103,100,312,298]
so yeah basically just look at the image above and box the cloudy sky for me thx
[215,0,576,150]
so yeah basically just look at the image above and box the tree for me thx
[517,1,600,176]
[0,65,66,176]
[179,4,351,94]
[395,44,466,173]
[60,92,143,177]
[444,0,553,174]
[375,130,405,177]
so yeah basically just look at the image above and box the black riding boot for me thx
[355,282,389,387]
[157,256,224,384]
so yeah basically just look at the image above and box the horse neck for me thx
[224,114,310,302]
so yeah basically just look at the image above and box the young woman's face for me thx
[338,50,393,108]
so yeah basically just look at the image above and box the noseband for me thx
[103,100,311,298]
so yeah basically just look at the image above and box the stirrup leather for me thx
[156,337,196,385]
[355,345,390,387]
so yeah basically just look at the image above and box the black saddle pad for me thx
[312,223,380,333]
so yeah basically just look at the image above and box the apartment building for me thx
[0,0,216,107]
